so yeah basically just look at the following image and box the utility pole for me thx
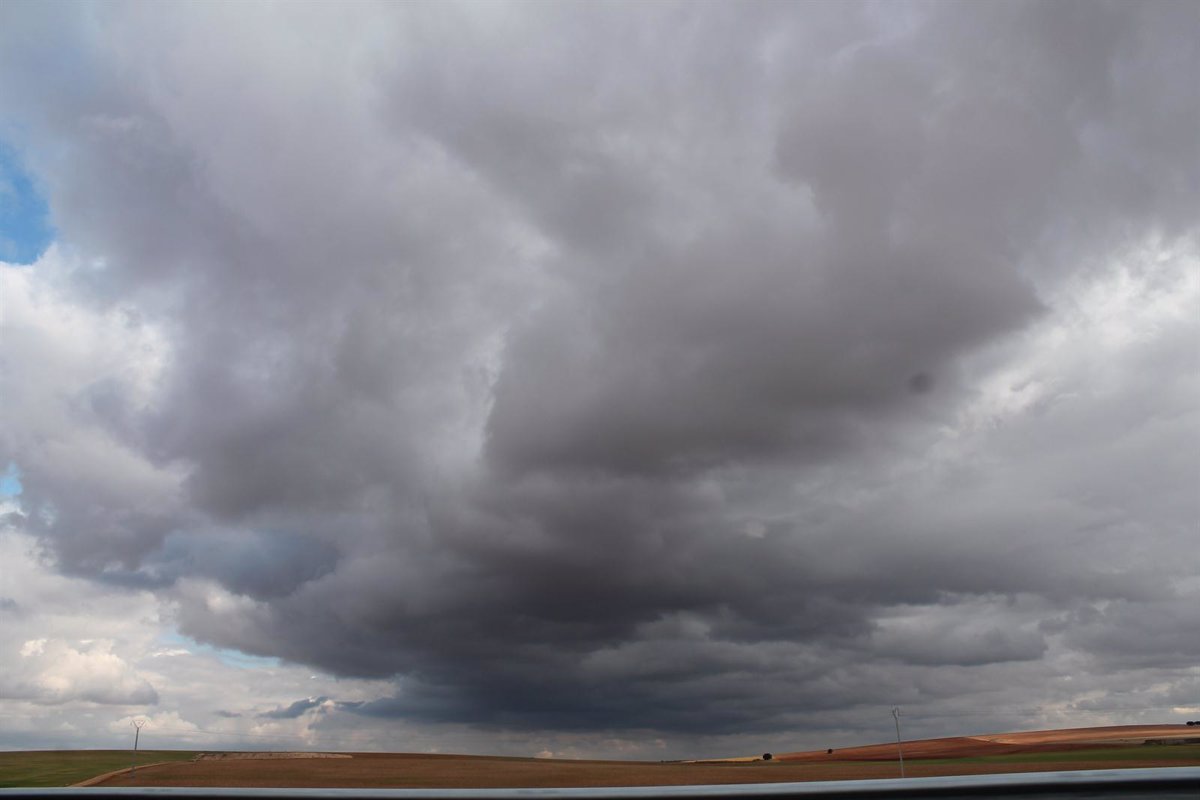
[891,707,905,778]
[131,719,146,780]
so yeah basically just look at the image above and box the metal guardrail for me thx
[3,768,1199,800]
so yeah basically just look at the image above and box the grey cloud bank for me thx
[0,0,1197,755]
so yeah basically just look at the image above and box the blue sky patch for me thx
[0,462,22,498]
[0,142,54,265]
[158,629,283,670]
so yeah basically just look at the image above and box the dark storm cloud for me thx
[1,0,1197,742]
[1061,598,1200,671]
[258,697,329,720]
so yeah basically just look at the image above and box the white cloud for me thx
[3,638,158,705]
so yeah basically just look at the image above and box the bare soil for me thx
[777,724,1200,762]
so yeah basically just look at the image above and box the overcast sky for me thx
[1,0,1197,760]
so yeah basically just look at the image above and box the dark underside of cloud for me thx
[258,696,331,720]
[1,0,1197,737]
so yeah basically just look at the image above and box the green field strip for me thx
[0,750,200,788]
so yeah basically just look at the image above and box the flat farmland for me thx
[93,744,1200,788]
[7,726,1193,789]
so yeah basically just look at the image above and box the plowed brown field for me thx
[92,726,1200,788]
[777,724,1200,762]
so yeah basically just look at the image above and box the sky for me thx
[0,0,1197,760]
